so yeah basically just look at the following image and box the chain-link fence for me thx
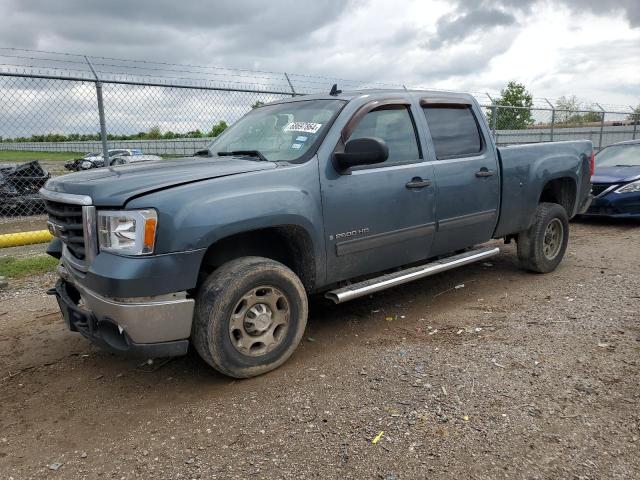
[0,49,638,251]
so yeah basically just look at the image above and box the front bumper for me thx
[50,270,194,357]
[583,191,640,218]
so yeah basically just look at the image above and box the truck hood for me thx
[43,157,277,206]
[592,165,640,184]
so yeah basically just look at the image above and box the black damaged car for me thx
[0,160,51,215]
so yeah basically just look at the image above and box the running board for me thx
[325,246,500,304]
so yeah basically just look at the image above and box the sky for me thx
[0,0,638,107]
[0,0,638,136]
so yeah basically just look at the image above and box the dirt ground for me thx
[0,219,638,479]
[0,215,48,235]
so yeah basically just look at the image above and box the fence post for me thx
[85,56,109,161]
[486,93,497,140]
[284,73,296,97]
[596,103,605,150]
[631,106,638,140]
[544,98,555,142]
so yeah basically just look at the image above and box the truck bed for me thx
[493,140,593,238]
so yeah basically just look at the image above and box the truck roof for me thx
[265,88,477,105]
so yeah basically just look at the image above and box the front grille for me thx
[45,200,86,260]
[591,183,615,197]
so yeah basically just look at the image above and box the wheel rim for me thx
[228,286,290,357]
[542,218,563,260]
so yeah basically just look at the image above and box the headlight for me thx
[615,180,640,194]
[97,209,158,255]
[81,161,93,169]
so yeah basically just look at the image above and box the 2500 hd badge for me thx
[329,227,370,241]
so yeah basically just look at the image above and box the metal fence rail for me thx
[0,49,638,248]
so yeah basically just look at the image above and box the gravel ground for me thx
[0,219,638,479]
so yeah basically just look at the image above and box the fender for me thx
[126,161,327,286]
[494,141,587,238]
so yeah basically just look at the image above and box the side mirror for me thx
[334,137,389,170]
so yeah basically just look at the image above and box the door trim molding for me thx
[437,209,496,231]
[336,222,435,256]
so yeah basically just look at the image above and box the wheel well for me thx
[539,178,576,215]
[199,225,316,292]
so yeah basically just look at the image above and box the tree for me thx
[554,95,580,124]
[628,105,640,123]
[555,96,602,125]
[209,120,228,137]
[580,106,602,123]
[489,81,534,130]
[147,125,162,139]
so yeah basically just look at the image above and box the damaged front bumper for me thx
[49,264,195,357]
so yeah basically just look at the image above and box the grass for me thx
[0,150,80,162]
[0,255,58,278]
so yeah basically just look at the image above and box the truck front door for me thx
[319,98,437,284]
[420,99,500,255]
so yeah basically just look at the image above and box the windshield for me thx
[595,144,640,167]
[208,99,345,161]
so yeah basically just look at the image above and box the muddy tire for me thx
[192,256,308,378]
[517,202,569,273]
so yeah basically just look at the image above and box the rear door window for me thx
[422,106,483,159]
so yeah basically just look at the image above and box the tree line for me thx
[1,92,638,142]
[487,81,639,130]
[0,121,228,143]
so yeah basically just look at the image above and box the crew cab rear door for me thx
[420,98,500,255]
[320,98,436,284]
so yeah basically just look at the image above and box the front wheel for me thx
[517,202,569,273]
[192,257,308,378]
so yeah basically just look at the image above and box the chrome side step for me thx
[325,246,500,304]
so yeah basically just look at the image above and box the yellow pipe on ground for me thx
[0,230,53,248]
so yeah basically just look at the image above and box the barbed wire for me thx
[0,47,636,112]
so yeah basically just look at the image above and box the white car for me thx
[67,149,162,170]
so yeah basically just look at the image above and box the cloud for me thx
[450,0,639,27]
[557,0,640,27]
[0,0,637,139]
[428,7,516,49]
[0,0,352,64]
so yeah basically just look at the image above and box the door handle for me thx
[475,168,495,178]
[406,177,432,189]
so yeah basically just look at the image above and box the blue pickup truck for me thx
[41,88,593,378]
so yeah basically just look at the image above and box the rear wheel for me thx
[192,256,308,378]
[517,202,569,273]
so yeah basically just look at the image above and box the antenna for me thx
[329,83,342,96]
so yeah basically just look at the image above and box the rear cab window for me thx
[421,101,484,159]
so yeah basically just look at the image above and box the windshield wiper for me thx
[217,150,268,161]
[613,164,633,167]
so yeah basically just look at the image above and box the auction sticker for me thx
[283,122,322,134]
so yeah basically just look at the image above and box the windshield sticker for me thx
[283,122,322,134]
[291,143,303,150]
[296,135,308,142]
